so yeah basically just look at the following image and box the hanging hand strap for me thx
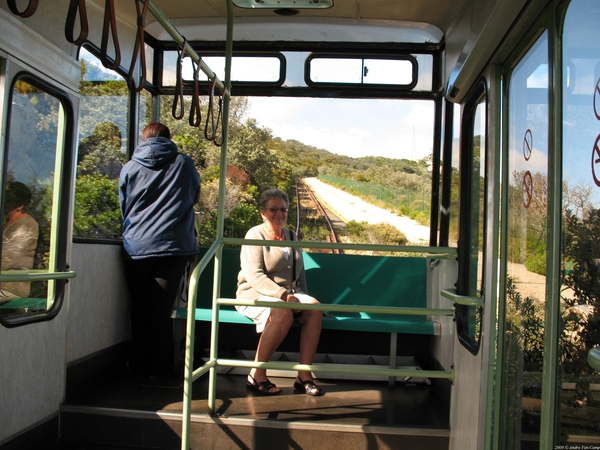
[127,0,150,92]
[7,0,38,17]
[172,38,187,120]
[189,57,202,127]
[204,77,223,146]
[65,0,89,48]
[204,77,218,141]
[100,0,121,70]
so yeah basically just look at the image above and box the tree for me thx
[73,175,122,239]
[561,208,600,376]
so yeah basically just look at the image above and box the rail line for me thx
[295,179,341,253]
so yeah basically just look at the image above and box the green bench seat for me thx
[0,297,48,310]
[175,247,436,336]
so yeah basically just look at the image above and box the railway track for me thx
[295,179,340,253]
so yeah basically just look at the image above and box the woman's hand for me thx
[283,292,301,313]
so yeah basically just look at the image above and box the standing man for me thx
[119,122,200,378]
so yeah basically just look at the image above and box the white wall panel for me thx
[67,243,129,364]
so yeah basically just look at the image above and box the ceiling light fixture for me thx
[274,8,299,15]
[233,0,333,10]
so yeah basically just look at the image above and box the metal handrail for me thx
[223,237,457,258]
[184,242,457,408]
[214,359,453,380]
[441,288,483,307]
[219,298,455,316]
[0,270,76,282]
[145,0,227,94]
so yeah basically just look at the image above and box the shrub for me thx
[366,223,407,245]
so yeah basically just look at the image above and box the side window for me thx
[0,74,74,326]
[75,47,129,240]
[440,101,461,246]
[456,81,486,354]
[559,0,600,439]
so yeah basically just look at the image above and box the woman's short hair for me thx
[142,122,171,141]
[5,181,32,211]
[259,188,289,210]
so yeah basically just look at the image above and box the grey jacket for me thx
[236,224,308,300]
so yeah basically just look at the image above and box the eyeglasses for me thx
[267,207,288,213]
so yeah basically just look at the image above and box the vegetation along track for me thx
[295,180,340,254]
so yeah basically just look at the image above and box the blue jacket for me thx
[119,137,200,259]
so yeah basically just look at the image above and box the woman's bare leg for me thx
[297,302,322,382]
[249,307,293,392]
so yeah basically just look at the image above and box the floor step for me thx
[60,405,449,450]
[59,374,450,450]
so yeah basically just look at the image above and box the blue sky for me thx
[247,97,435,161]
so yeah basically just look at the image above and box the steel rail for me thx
[298,178,340,252]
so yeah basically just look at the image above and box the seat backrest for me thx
[303,252,427,309]
[195,247,428,315]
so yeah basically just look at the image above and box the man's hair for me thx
[142,122,171,140]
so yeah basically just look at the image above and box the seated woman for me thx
[236,188,323,396]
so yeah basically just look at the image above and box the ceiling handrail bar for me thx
[143,0,228,95]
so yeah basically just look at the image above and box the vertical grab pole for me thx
[181,3,233,447]
[207,0,234,414]
[181,262,201,450]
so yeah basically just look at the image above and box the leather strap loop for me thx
[188,57,202,127]
[213,94,224,147]
[65,0,89,47]
[7,0,38,18]
[127,0,150,92]
[172,38,187,120]
[205,77,223,146]
[100,0,121,70]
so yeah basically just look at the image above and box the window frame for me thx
[455,79,487,355]
[305,53,418,90]
[160,51,286,89]
[0,71,76,328]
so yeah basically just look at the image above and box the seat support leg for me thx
[388,332,397,387]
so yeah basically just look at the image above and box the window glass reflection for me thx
[559,0,600,442]
[499,32,549,447]
[75,47,128,239]
[1,78,60,319]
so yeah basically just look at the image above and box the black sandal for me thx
[294,378,324,396]
[246,374,281,395]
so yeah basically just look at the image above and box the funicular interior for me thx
[2,0,600,449]
[62,1,461,448]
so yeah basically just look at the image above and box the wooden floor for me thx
[58,371,450,450]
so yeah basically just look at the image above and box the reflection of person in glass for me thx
[1,181,39,301]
